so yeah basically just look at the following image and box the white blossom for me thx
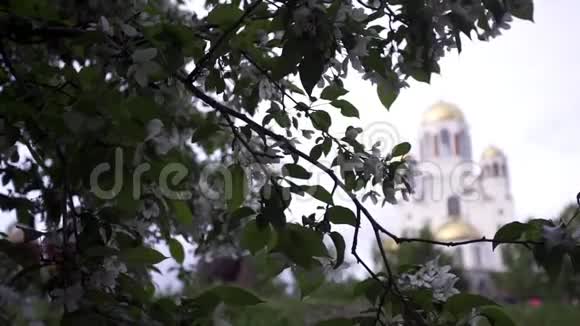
[398,257,460,302]
[146,119,164,141]
[349,7,368,22]
[146,122,191,156]
[258,79,273,100]
[348,55,365,73]
[292,6,315,37]
[89,257,127,289]
[52,283,83,311]
[140,199,160,219]
[345,126,362,140]
[542,224,576,250]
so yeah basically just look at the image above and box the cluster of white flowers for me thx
[292,0,327,37]
[397,257,460,302]
[0,286,49,325]
[236,63,277,101]
[0,286,20,307]
[139,198,161,219]
[89,257,128,289]
[52,282,84,311]
[542,223,580,251]
[335,1,367,26]
[146,119,193,156]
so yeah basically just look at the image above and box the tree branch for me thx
[396,236,543,248]
[185,0,264,83]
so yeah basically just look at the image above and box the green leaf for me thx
[132,48,158,63]
[85,246,119,258]
[206,5,243,26]
[507,0,534,21]
[191,122,220,143]
[172,200,192,226]
[254,252,289,282]
[320,85,348,101]
[287,224,329,258]
[299,51,325,95]
[119,246,167,266]
[241,220,272,254]
[231,206,255,219]
[118,273,155,303]
[315,318,354,326]
[61,311,108,326]
[10,0,58,19]
[168,238,185,264]
[331,99,359,118]
[272,41,303,79]
[483,0,508,23]
[206,285,263,306]
[327,206,356,227]
[408,288,435,311]
[391,142,411,157]
[444,293,498,317]
[274,224,329,268]
[493,222,527,250]
[310,145,323,160]
[570,248,580,274]
[301,185,333,205]
[377,79,399,110]
[310,111,332,132]
[283,163,312,179]
[295,264,324,299]
[353,278,382,303]
[479,305,516,326]
[533,244,564,281]
[321,137,332,155]
[330,231,346,269]
[227,163,246,211]
[274,111,291,128]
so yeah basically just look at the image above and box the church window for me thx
[423,175,433,201]
[434,135,439,156]
[498,209,504,216]
[447,196,461,216]
[453,249,464,266]
[502,164,507,176]
[454,133,461,155]
[478,280,487,292]
[440,129,451,156]
[493,163,500,177]
[474,247,482,266]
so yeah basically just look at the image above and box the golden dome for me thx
[382,238,399,252]
[434,220,481,242]
[422,101,465,124]
[481,146,504,160]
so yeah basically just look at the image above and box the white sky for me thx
[345,0,580,222]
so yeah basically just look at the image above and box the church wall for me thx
[395,102,515,274]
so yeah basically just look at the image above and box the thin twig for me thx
[396,236,543,248]
[186,0,264,83]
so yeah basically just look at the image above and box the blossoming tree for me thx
[2,0,577,325]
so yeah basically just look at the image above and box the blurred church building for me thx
[388,101,514,295]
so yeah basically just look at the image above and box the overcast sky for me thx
[343,0,580,223]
